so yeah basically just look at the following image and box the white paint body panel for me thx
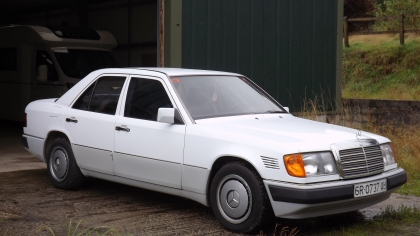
[114,117,185,189]
[64,108,116,175]
[23,68,404,219]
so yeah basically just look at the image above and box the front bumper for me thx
[264,168,407,219]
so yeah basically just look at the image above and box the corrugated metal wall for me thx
[182,0,341,112]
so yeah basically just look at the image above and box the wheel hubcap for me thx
[49,147,69,182]
[227,190,240,208]
[217,174,252,224]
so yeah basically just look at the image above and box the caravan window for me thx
[0,48,17,71]
[36,51,59,81]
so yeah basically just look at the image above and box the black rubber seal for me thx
[21,136,29,149]
[269,184,353,204]
[387,171,407,190]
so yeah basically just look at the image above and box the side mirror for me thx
[157,108,184,124]
[37,65,48,82]
[283,107,290,113]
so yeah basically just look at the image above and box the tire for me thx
[46,138,85,190]
[210,162,272,233]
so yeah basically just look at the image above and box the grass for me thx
[36,219,130,236]
[342,34,420,100]
[261,206,420,235]
[309,206,420,236]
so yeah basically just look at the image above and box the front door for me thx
[114,76,185,189]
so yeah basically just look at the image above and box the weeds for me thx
[36,219,128,236]
[377,205,420,221]
[260,224,299,236]
[310,205,420,235]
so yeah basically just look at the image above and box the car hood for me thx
[195,114,389,153]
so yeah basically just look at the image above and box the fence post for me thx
[344,16,350,47]
[400,13,405,45]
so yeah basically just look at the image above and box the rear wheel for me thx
[210,162,272,233]
[47,138,84,190]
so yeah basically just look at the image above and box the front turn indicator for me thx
[284,154,306,177]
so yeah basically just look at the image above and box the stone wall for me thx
[342,99,420,125]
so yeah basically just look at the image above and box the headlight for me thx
[302,152,338,177]
[284,152,338,178]
[380,143,396,165]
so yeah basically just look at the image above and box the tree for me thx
[374,0,420,30]
[344,0,375,32]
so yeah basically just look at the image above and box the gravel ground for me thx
[1,120,419,235]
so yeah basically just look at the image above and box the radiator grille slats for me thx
[338,145,384,178]
[261,156,280,170]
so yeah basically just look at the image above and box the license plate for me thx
[354,179,387,198]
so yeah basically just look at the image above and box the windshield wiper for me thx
[266,110,284,113]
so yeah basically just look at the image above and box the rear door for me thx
[64,75,127,175]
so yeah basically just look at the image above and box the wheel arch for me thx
[206,156,263,207]
[43,130,71,160]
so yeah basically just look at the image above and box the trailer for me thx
[0,25,122,121]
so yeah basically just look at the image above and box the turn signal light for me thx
[390,143,397,161]
[283,154,306,177]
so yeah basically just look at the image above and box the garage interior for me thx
[0,0,161,67]
[0,0,342,112]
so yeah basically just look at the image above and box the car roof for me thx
[133,67,242,77]
[55,68,243,106]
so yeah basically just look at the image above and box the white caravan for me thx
[0,25,122,121]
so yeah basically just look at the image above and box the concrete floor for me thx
[0,120,46,173]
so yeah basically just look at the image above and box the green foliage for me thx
[342,39,420,100]
[374,0,420,30]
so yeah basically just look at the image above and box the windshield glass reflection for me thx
[171,76,286,120]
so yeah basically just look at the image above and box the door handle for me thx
[66,117,78,123]
[115,126,130,132]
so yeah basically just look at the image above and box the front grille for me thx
[338,145,384,178]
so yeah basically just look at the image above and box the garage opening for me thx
[0,0,159,67]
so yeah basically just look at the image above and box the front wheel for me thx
[210,162,272,233]
[46,138,85,190]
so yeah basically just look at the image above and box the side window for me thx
[124,77,173,121]
[36,50,59,81]
[0,48,17,71]
[72,82,95,111]
[73,76,126,115]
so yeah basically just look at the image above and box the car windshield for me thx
[53,49,121,79]
[170,75,286,120]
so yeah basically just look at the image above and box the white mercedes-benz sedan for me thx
[22,68,407,233]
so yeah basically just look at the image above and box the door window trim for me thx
[70,74,130,116]
[118,75,185,124]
